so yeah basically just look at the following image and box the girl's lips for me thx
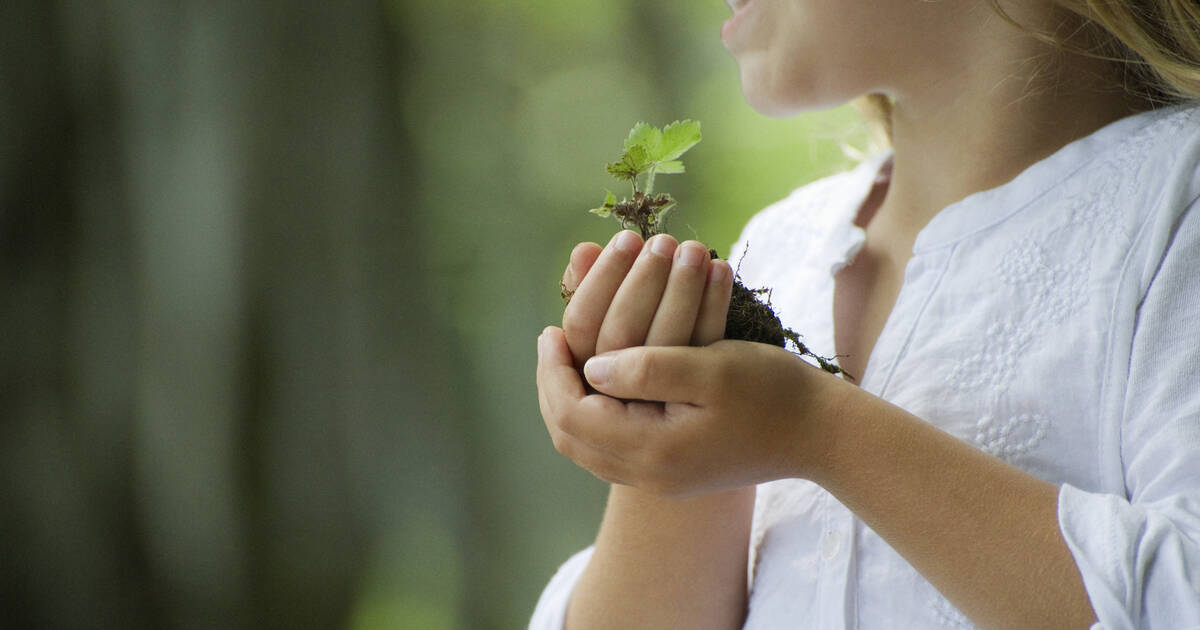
[721,0,753,45]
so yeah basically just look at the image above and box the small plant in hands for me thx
[573,120,849,379]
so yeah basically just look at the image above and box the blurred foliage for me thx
[1,1,865,629]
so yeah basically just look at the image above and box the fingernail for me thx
[710,259,731,285]
[679,242,706,267]
[584,355,613,386]
[649,234,676,258]
[613,230,640,254]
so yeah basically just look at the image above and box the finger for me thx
[537,326,640,481]
[538,326,637,445]
[562,230,643,362]
[583,345,716,404]
[645,240,710,347]
[537,326,589,424]
[561,241,603,294]
[691,258,734,346]
[596,233,677,353]
[548,403,637,486]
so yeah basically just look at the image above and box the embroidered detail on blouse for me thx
[1064,161,1126,241]
[947,320,1032,396]
[976,412,1049,460]
[954,108,1193,463]
[998,236,1090,326]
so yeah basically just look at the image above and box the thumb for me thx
[583,345,713,404]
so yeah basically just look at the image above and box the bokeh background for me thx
[2,1,869,628]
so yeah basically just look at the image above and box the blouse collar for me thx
[913,105,1182,253]
[826,152,892,277]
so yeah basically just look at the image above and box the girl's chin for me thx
[739,74,848,119]
[740,88,801,119]
[735,63,798,117]
[735,55,866,117]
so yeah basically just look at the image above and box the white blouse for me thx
[530,103,1200,629]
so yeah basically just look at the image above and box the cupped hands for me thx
[538,230,851,497]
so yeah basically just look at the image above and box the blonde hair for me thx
[995,0,1200,102]
[857,0,1200,144]
[852,93,894,154]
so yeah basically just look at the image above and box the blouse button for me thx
[820,530,842,561]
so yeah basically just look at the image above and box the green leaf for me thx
[658,120,702,162]
[650,198,676,224]
[624,122,663,158]
[605,157,637,181]
[590,190,617,217]
[608,144,654,181]
[625,144,652,173]
[655,160,684,174]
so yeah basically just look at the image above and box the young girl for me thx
[533,1,1200,628]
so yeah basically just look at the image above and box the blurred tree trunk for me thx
[1,2,467,629]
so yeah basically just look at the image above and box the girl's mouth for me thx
[721,0,753,45]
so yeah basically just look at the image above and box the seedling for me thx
[590,120,700,238]
[576,120,849,379]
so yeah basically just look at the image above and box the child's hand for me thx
[537,331,849,497]
[560,230,732,364]
[546,229,745,492]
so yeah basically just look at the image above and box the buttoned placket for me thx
[867,247,954,400]
[815,500,857,629]
[826,246,952,629]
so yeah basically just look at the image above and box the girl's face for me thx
[721,0,989,116]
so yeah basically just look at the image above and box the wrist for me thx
[785,363,870,486]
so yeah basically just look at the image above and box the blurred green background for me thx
[2,1,866,628]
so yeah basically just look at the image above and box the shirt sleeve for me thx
[1057,196,1200,629]
[528,546,594,630]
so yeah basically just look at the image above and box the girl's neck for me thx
[873,21,1154,249]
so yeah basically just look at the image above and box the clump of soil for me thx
[713,249,849,379]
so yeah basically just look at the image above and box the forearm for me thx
[812,382,1096,630]
[566,485,753,630]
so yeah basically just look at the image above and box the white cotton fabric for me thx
[530,103,1200,629]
